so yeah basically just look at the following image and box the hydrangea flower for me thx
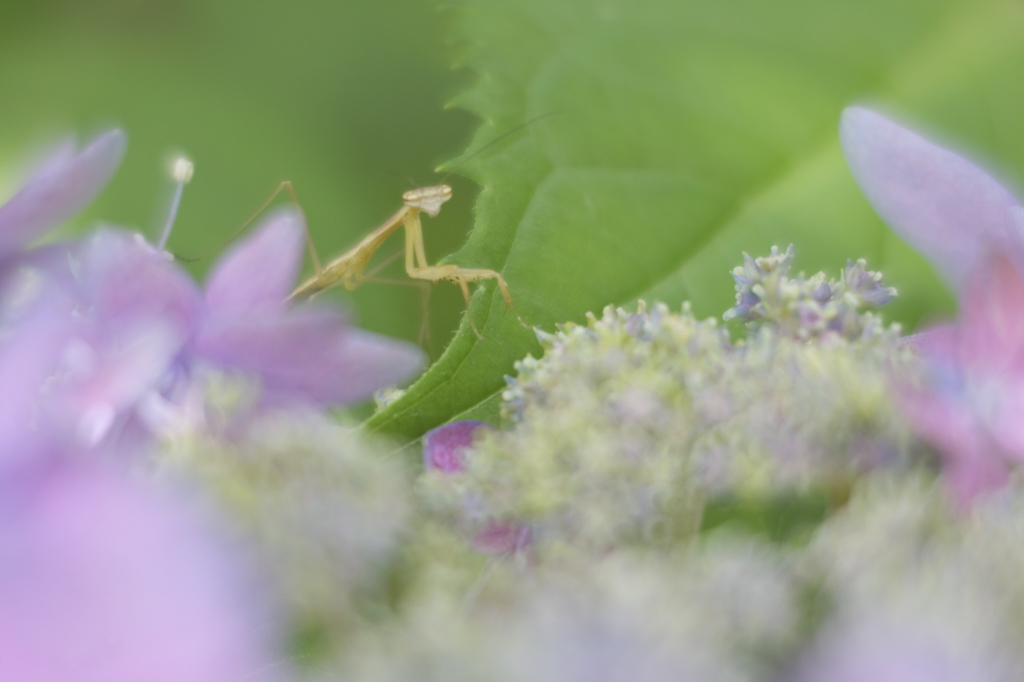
[17,209,424,449]
[840,106,1024,504]
[787,622,994,682]
[422,286,915,558]
[423,420,492,473]
[193,208,425,406]
[0,288,80,460]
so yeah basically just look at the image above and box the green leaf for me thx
[368,0,1024,445]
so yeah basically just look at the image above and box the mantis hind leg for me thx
[408,264,521,339]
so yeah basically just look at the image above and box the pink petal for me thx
[423,420,493,472]
[897,324,956,355]
[0,460,286,682]
[957,251,1024,376]
[840,107,1023,290]
[0,130,126,255]
[205,209,305,313]
[899,385,1009,507]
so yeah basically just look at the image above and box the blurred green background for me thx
[0,0,478,353]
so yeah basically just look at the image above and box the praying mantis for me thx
[218,178,512,342]
[287,182,514,336]
[220,116,555,340]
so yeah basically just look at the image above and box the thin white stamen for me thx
[172,157,194,184]
[157,157,194,250]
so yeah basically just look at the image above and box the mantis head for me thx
[402,184,453,218]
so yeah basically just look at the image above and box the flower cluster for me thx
[420,269,918,559]
[724,244,898,341]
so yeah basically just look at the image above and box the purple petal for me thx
[195,307,424,405]
[0,292,76,458]
[58,321,186,446]
[77,230,202,331]
[0,130,126,257]
[205,209,305,313]
[423,420,494,472]
[327,328,425,401]
[0,459,286,682]
[840,107,1023,290]
[790,621,992,682]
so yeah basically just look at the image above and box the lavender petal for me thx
[0,459,286,682]
[195,307,424,406]
[204,209,305,313]
[840,107,1023,290]
[0,130,127,257]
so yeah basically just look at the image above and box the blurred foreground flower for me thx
[841,107,1024,505]
[787,476,1024,682]
[331,541,799,682]
[0,184,289,679]
[0,456,287,682]
[160,409,414,638]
